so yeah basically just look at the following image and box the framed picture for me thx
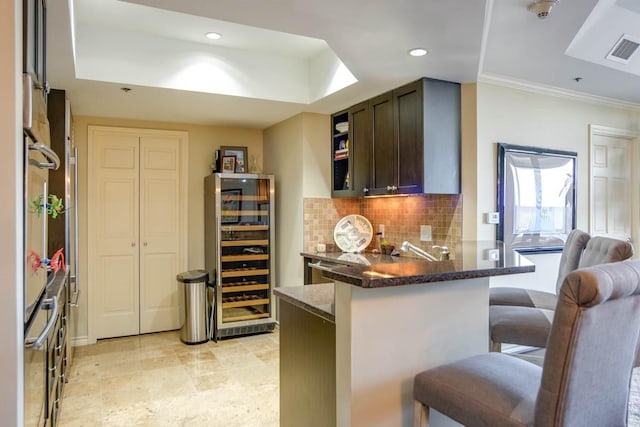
[221,155,237,173]
[220,146,248,173]
[497,143,577,253]
[221,189,242,223]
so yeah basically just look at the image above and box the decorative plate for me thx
[333,214,373,253]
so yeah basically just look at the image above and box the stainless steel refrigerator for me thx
[23,72,60,427]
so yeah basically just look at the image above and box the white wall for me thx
[469,82,640,290]
[301,113,331,198]
[264,112,330,288]
[0,0,23,423]
[264,115,305,287]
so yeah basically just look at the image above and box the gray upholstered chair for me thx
[490,235,634,351]
[414,260,640,427]
[490,229,590,310]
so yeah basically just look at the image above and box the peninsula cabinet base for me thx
[335,278,488,427]
[279,300,336,427]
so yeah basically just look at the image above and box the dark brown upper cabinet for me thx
[331,78,460,198]
[371,78,460,195]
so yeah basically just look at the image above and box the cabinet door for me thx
[369,92,395,195]
[394,81,423,194]
[349,101,371,196]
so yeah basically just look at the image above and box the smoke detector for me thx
[528,0,559,19]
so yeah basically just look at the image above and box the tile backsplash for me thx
[303,194,462,257]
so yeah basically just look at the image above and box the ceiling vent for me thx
[606,34,640,64]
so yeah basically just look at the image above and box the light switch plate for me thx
[420,225,432,242]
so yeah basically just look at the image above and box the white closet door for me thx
[90,131,140,339]
[139,135,181,333]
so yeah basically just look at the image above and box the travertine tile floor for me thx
[58,329,279,426]
[55,328,640,426]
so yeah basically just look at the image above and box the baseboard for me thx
[71,336,92,347]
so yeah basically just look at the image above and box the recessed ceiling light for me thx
[409,48,428,57]
[205,32,222,40]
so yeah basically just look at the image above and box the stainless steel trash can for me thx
[177,270,209,344]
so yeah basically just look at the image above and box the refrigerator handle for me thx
[25,296,59,350]
[70,146,80,307]
[28,142,60,170]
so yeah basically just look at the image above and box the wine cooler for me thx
[204,173,276,339]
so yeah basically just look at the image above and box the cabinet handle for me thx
[386,185,397,191]
[363,187,369,193]
[24,296,59,350]
[131,242,136,247]
[143,241,148,247]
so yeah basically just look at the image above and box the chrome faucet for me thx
[400,241,438,261]
[432,245,450,261]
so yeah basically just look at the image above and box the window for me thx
[497,143,577,253]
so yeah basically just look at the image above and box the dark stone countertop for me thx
[302,240,535,289]
[301,251,420,266]
[274,283,335,323]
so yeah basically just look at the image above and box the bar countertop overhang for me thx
[300,240,535,288]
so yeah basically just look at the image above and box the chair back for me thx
[554,229,590,294]
[578,236,634,269]
[535,260,640,426]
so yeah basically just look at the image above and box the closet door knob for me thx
[131,242,136,247]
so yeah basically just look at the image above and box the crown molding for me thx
[478,72,640,112]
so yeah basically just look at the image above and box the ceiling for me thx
[46,0,640,129]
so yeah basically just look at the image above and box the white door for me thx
[90,131,140,339]
[139,136,181,333]
[590,127,634,242]
[89,127,186,340]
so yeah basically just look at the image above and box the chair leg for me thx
[491,340,501,352]
[413,400,430,427]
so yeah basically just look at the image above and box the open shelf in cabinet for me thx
[221,210,269,217]
[222,307,270,322]
[221,239,269,247]
[222,296,270,308]
[221,225,269,232]
[331,110,353,194]
[221,254,269,262]
[221,268,270,278]
[221,282,269,293]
